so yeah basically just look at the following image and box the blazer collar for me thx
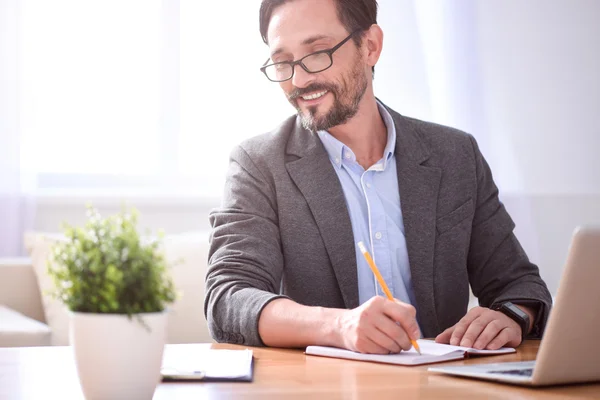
[285,115,324,159]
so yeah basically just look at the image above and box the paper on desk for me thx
[162,346,253,380]
[414,340,515,356]
[306,339,515,366]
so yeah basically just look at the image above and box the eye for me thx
[309,46,329,53]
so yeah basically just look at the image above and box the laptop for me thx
[429,226,600,386]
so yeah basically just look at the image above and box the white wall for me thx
[31,1,600,297]
[375,0,433,121]
[473,0,600,294]
[475,0,600,195]
[34,194,218,235]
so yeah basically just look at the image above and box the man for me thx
[205,0,552,354]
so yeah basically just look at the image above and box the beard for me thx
[286,56,368,132]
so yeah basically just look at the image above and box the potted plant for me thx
[47,206,177,400]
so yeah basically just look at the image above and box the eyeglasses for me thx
[260,30,361,82]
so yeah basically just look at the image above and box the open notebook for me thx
[306,339,515,366]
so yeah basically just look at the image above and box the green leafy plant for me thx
[47,206,177,317]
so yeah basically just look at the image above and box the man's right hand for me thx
[334,296,421,354]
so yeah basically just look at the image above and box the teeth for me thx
[302,90,328,101]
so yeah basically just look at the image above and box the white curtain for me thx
[377,0,540,263]
[0,0,36,257]
[411,0,540,263]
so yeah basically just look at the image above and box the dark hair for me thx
[259,0,378,75]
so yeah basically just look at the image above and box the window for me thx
[19,0,294,196]
[20,0,162,176]
[178,0,293,192]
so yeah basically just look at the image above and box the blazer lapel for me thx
[389,109,442,337]
[285,118,359,309]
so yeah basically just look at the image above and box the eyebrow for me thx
[270,34,334,59]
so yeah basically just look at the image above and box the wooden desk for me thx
[1,341,598,399]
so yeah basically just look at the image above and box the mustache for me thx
[287,83,336,101]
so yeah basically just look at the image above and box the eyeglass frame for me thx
[260,29,363,82]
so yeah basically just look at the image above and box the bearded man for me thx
[204,0,552,354]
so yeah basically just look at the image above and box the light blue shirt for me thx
[317,103,417,307]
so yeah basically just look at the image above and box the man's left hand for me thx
[435,306,534,350]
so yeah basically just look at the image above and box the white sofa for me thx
[0,231,214,347]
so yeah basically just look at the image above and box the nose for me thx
[291,64,315,89]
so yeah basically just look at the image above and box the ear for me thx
[362,24,384,69]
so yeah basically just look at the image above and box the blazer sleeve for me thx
[204,145,289,346]
[466,135,553,338]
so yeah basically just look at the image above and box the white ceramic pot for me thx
[70,311,168,400]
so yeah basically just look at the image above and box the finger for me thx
[486,327,515,350]
[460,313,496,348]
[392,298,417,318]
[435,326,455,344]
[364,322,402,354]
[354,335,390,354]
[384,300,420,340]
[375,314,412,351]
[450,308,484,346]
[473,320,504,350]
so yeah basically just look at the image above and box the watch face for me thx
[500,302,530,337]
[509,304,528,319]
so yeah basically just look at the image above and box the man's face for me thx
[266,0,369,132]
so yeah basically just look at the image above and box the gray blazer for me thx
[205,104,552,346]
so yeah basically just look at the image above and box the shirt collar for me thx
[379,101,397,170]
[317,128,345,168]
[317,100,397,170]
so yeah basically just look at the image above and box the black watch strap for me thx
[493,301,530,341]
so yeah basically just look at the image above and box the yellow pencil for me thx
[357,241,421,355]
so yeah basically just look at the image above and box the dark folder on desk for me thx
[161,348,254,382]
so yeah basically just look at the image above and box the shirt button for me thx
[345,153,352,159]
[335,157,340,164]
[366,183,371,188]
[375,232,382,240]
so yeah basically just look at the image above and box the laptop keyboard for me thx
[489,368,533,377]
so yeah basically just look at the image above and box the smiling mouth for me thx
[300,90,328,101]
